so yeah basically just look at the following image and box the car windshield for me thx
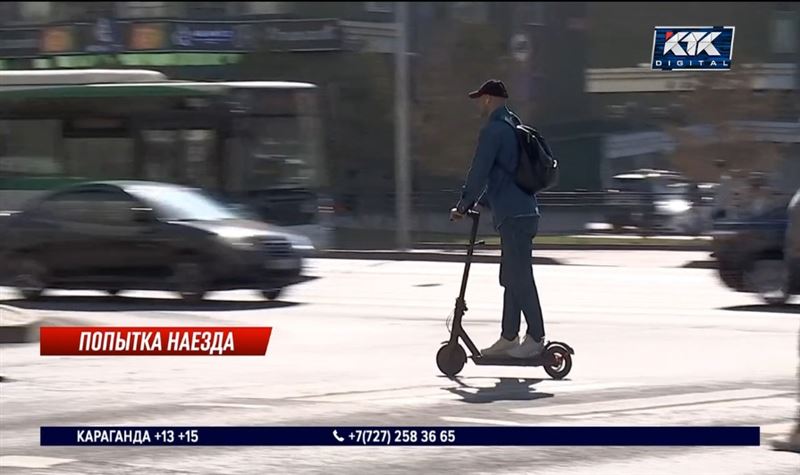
[127,185,241,221]
[611,178,649,193]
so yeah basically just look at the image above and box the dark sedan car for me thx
[0,181,309,301]
[712,189,798,305]
[605,169,708,234]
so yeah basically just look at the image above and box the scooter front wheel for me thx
[436,343,467,377]
[543,344,573,380]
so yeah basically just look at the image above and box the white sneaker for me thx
[481,336,519,356]
[508,335,545,359]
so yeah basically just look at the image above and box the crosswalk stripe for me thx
[441,416,522,426]
[0,456,75,469]
[512,389,789,416]
[759,421,797,437]
[179,403,272,409]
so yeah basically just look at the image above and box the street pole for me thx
[394,1,411,250]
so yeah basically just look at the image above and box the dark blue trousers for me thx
[498,215,545,341]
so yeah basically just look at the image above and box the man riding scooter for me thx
[450,79,546,359]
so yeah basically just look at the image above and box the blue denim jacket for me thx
[456,105,539,229]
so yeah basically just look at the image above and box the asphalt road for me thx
[1,254,799,474]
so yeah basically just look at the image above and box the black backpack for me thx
[504,118,559,195]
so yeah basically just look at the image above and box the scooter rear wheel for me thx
[436,343,467,377]
[543,344,572,380]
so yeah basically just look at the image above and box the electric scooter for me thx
[435,208,574,379]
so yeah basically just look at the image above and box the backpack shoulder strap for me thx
[496,116,523,177]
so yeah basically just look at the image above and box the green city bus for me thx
[0,69,331,247]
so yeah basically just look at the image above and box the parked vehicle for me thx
[0,181,311,301]
[712,189,798,305]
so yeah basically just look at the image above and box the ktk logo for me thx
[663,30,721,56]
[652,26,735,71]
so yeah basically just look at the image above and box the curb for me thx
[316,250,563,265]
[415,242,711,252]
[0,305,41,344]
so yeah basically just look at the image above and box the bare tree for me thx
[412,20,511,181]
[667,68,784,184]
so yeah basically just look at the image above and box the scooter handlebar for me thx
[449,207,480,221]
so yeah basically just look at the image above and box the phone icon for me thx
[332,430,345,442]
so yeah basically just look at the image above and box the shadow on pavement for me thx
[2,296,301,312]
[720,304,800,314]
[442,376,555,404]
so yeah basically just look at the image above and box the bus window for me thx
[241,116,316,191]
[0,120,64,210]
[65,137,135,180]
[0,120,62,177]
[142,130,180,183]
[141,129,217,190]
[183,129,217,191]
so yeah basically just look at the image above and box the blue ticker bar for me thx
[40,426,761,446]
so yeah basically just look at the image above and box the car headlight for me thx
[224,236,258,249]
[287,233,315,252]
[655,199,692,214]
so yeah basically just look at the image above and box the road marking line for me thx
[760,422,797,436]
[180,403,272,409]
[440,416,522,426]
[0,456,75,469]
[512,389,788,416]
[562,396,796,420]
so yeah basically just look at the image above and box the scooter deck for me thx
[472,355,552,367]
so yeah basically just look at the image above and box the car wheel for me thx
[12,258,47,300]
[260,288,283,301]
[746,259,790,306]
[172,261,207,303]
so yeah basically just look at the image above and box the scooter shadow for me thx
[441,376,555,404]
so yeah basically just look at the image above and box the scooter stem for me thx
[457,211,481,300]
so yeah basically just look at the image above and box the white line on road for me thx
[512,389,789,417]
[180,403,272,409]
[759,421,797,437]
[0,456,75,469]
[440,416,522,426]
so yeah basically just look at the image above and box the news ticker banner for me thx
[41,426,761,447]
[39,327,272,356]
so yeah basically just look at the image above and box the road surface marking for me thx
[759,422,797,437]
[561,396,796,421]
[440,416,522,426]
[512,389,788,416]
[180,403,272,409]
[502,447,798,475]
[0,456,75,469]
